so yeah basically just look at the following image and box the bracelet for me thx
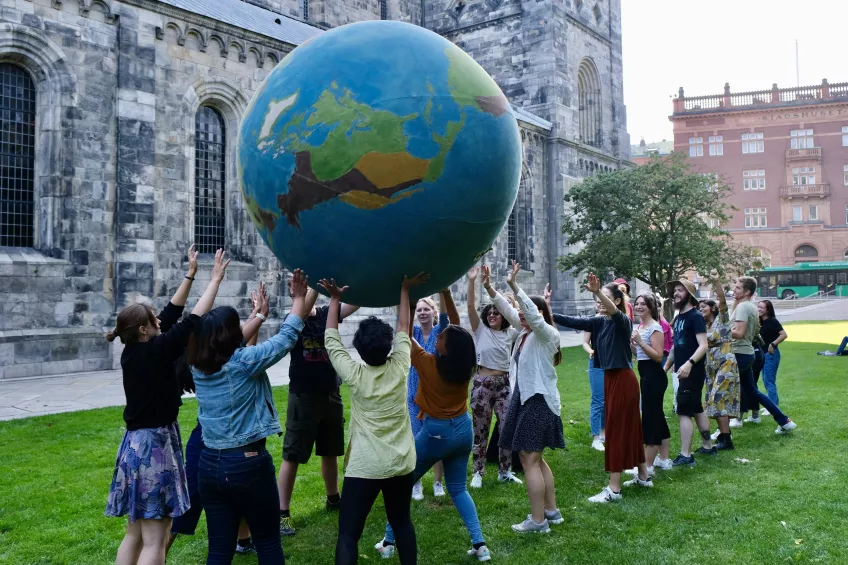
[185,275,195,281]
[255,313,267,322]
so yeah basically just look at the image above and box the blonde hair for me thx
[416,297,437,313]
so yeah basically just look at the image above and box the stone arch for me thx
[577,57,602,148]
[265,51,280,66]
[80,0,115,22]
[0,23,78,251]
[164,21,184,45]
[184,27,206,52]
[248,46,263,68]
[229,40,246,63]
[794,243,818,262]
[182,78,250,256]
[208,34,227,57]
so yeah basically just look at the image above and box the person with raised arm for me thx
[188,269,318,564]
[466,266,522,489]
[483,261,565,531]
[105,246,229,565]
[320,275,423,565]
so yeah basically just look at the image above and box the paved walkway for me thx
[0,331,586,421]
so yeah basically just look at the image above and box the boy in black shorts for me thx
[278,288,359,536]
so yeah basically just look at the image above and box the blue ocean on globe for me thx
[238,20,522,306]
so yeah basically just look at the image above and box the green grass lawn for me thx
[1,322,846,565]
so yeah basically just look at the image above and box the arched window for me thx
[194,106,226,254]
[577,59,602,148]
[0,64,36,247]
[794,244,818,262]
[507,164,533,266]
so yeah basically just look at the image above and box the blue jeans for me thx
[836,336,848,355]
[171,422,205,535]
[762,347,781,406]
[385,413,483,545]
[736,353,789,427]
[587,358,605,437]
[199,445,284,565]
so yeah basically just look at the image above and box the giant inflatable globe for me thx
[237,20,521,306]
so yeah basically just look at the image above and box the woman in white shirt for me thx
[466,266,522,489]
[484,261,564,534]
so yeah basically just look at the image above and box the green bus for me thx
[751,262,848,299]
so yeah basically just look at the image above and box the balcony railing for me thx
[779,183,830,198]
[673,79,848,114]
[785,147,822,160]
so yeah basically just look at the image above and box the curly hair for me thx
[187,306,244,375]
[353,316,394,366]
[480,303,510,330]
[434,325,477,383]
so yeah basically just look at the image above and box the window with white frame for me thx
[709,135,723,156]
[689,137,703,157]
[742,132,764,153]
[790,128,814,149]
[742,169,766,190]
[792,206,802,222]
[843,126,848,147]
[744,207,767,228]
[808,205,818,221]
[792,167,816,185]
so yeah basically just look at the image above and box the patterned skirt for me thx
[705,346,741,418]
[105,421,190,522]
[499,383,565,453]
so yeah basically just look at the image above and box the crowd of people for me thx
[103,247,803,564]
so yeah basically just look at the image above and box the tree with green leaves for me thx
[558,152,751,302]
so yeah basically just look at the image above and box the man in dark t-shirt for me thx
[664,278,712,467]
[278,288,359,536]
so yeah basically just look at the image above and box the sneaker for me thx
[433,481,446,497]
[374,539,395,559]
[714,437,734,451]
[744,416,761,424]
[760,407,770,416]
[544,509,564,525]
[326,497,341,512]
[776,420,797,435]
[470,472,483,489]
[653,456,673,471]
[624,466,654,477]
[412,481,424,501]
[729,418,744,428]
[818,350,836,356]
[279,515,296,537]
[710,429,721,441]
[591,438,605,451]
[511,515,551,533]
[695,446,717,456]
[467,545,492,561]
[671,453,696,467]
[498,471,523,485]
[588,486,622,503]
[622,476,654,488]
[235,539,256,554]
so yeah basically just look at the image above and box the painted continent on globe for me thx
[238,20,522,306]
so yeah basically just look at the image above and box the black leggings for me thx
[335,473,416,565]
[638,360,671,446]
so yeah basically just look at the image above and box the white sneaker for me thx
[591,438,605,451]
[467,545,492,561]
[511,515,550,534]
[624,466,654,477]
[374,539,395,559]
[623,476,654,488]
[653,456,673,471]
[498,471,523,484]
[470,472,483,489]
[775,420,797,435]
[588,486,622,503]
[433,481,446,497]
[544,508,564,525]
[710,429,721,441]
[729,418,744,428]
[760,408,770,416]
[411,481,424,501]
[744,416,761,424]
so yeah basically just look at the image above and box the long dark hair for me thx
[480,303,510,330]
[635,292,659,321]
[603,283,627,315]
[699,299,719,320]
[759,299,776,321]
[434,325,477,384]
[529,295,562,366]
[187,306,244,374]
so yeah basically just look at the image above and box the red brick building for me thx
[670,80,848,266]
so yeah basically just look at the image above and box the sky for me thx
[621,0,848,145]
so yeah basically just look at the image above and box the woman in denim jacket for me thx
[188,269,317,565]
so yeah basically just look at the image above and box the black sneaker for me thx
[715,438,734,451]
[695,446,718,456]
[235,539,256,554]
[326,497,342,512]
[672,453,696,467]
[280,515,296,536]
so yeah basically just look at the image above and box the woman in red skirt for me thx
[551,274,651,502]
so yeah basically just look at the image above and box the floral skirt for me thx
[105,421,190,522]
[705,348,741,418]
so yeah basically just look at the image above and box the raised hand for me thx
[289,269,308,298]
[481,265,492,288]
[402,272,430,289]
[318,278,349,298]
[585,272,601,294]
[543,282,552,305]
[211,248,231,282]
[467,266,479,281]
[254,281,269,316]
[710,269,721,283]
[506,260,520,286]
[187,244,198,276]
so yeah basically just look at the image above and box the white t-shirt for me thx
[473,324,519,372]
[635,321,662,361]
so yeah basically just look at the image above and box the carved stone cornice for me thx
[438,9,521,37]
[564,13,610,47]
